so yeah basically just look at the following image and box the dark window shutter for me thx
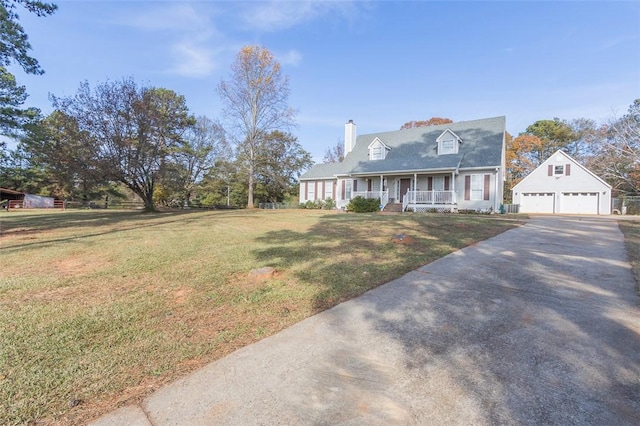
[304,182,308,199]
[353,179,358,192]
[368,179,372,191]
[566,164,571,176]
[321,181,325,199]
[444,176,450,190]
[464,176,471,200]
[484,175,490,200]
[341,180,345,200]
[314,182,318,200]
[548,165,553,176]
[427,177,433,191]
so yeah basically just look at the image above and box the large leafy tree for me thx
[1,0,57,74]
[51,79,193,211]
[0,0,57,136]
[169,115,229,205]
[521,118,576,165]
[217,45,296,208]
[505,118,585,188]
[252,130,312,203]
[19,110,102,199]
[0,67,39,135]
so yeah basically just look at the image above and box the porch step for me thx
[383,203,403,213]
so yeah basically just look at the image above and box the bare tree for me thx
[588,99,640,194]
[217,45,296,208]
[322,139,344,163]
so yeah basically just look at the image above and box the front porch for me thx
[401,190,457,212]
[343,172,458,212]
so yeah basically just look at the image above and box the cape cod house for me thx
[299,116,507,212]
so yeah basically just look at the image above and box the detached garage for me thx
[512,150,611,215]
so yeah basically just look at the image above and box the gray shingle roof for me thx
[300,116,505,180]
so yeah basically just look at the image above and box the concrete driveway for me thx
[92,216,640,425]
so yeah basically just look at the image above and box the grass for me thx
[619,219,640,294]
[0,209,525,424]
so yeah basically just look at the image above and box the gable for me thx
[436,129,461,155]
[367,137,390,160]
[512,150,611,193]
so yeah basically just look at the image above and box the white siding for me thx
[512,151,611,214]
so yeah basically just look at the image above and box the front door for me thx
[399,178,411,202]
[433,176,445,191]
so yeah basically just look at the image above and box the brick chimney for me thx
[345,120,356,154]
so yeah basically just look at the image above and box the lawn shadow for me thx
[253,213,521,313]
[0,209,252,252]
[313,216,640,423]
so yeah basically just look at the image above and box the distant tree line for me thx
[0,44,313,211]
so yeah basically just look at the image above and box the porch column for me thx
[380,175,383,200]
[451,172,455,190]
[414,173,417,203]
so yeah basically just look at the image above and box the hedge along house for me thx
[512,150,612,215]
[299,116,507,212]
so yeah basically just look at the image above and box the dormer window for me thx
[437,129,461,155]
[440,139,455,154]
[368,137,389,161]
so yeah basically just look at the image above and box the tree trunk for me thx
[142,191,156,212]
[247,163,255,208]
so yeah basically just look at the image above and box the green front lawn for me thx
[0,209,524,424]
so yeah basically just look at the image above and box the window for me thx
[436,129,461,155]
[345,179,352,200]
[371,145,383,160]
[324,180,333,199]
[471,175,483,200]
[368,138,388,160]
[440,139,455,154]
[554,165,564,175]
[307,182,315,200]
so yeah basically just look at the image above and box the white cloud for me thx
[592,35,638,52]
[278,49,303,66]
[117,3,223,78]
[170,42,216,78]
[119,3,217,34]
[240,1,366,32]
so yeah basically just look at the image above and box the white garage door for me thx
[560,192,599,214]
[520,192,555,213]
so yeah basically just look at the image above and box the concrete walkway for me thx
[91,216,640,425]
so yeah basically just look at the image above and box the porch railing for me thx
[406,190,457,205]
[380,191,389,209]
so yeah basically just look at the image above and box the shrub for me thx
[299,199,331,210]
[347,196,380,213]
[322,198,336,210]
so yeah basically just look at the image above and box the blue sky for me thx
[8,0,640,161]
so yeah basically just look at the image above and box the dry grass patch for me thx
[618,219,640,293]
[0,209,524,424]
